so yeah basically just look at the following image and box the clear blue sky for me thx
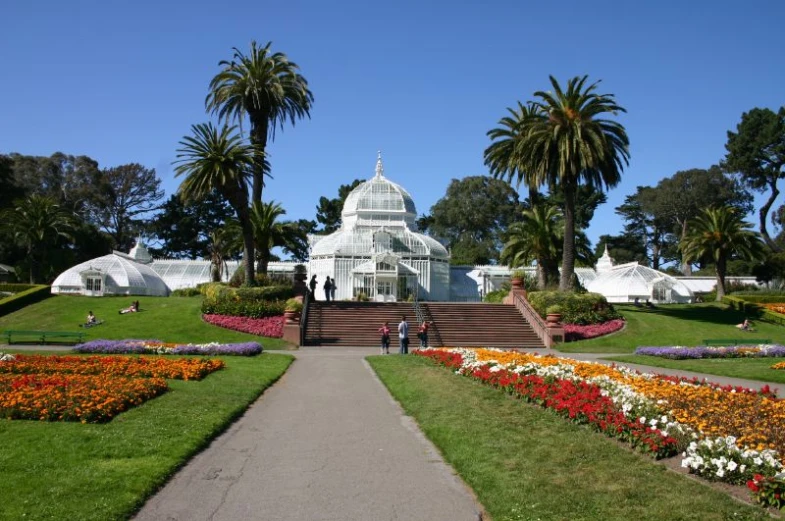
[2,0,783,249]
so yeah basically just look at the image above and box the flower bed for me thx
[202,314,284,338]
[74,339,263,356]
[415,347,785,499]
[0,373,168,423]
[764,304,785,315]
[635,344,785,359]
[564,319,625,341]
[0,354,225,381]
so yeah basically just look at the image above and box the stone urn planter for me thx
[546,313,562,326]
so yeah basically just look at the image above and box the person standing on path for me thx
[309,275,318,301]
[323,277,332,302]
[329,277,337,301]
[378,321,391,354]
[398,315,409,354]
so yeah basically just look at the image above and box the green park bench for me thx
[703,338,772,346]
[3,330,85,345]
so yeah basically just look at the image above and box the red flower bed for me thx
[416,349,679,458]
[564,319,625,342]
[203,314,284,338]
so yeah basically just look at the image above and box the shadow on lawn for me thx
[616,303,748,326]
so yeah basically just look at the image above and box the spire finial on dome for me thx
[375,151,384,178]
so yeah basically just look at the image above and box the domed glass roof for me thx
[51,252,170,296]
[341,153,417,228]
[586,262,693,303]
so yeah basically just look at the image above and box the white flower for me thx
[639,416,646,424]
[727,461,738,472]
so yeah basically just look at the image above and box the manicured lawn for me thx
[369,355,768,521]
[560,303,785,354]
[0,352,293,521]
[0,295,292,349]
[606,354,785,385]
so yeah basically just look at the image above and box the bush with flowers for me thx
[202,314,283,338]
[416,346,785,503]
[564,319,625,341]
[0,372,168,423]
[74,339,263,356]
[748,473,785,509]
[0,354,225,380]
[636,344,785,359]
[682,436,783,484]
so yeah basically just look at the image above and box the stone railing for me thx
[508,289,563,348]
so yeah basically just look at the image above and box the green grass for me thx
[369,355,768,521]
[560,303,785,354]
[606,354,785,384]
[0,295,292,349]
[0,352,293,521]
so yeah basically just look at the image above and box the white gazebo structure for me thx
[51,248,170,297]
[586,261,694,303]
[308,153,450,301]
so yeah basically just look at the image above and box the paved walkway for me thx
[133,346,482,521]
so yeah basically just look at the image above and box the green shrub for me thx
[229,269,293,288]
[234,285,294,302]
[0,285,51,317]
[527,291,621,325]
[201,298,286,318]
[171,288,201,297]
[200,284,293,318]
[0,283,36,293]
[284,298,303,312]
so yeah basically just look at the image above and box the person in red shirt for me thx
[418,321,430,348]
[378,322,390,354]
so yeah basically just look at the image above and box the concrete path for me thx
[133,347,482,521]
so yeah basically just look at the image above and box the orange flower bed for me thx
[0,354,225,381]
[764,304,785,315]
[0,373,167,423]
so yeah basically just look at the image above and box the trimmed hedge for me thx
[722,295,785,326]
[171,288,201,297]
[200,284,293,318]
[0,285,51,317]
[202,298,286,318]
[527,291,622,325]
[0,283,36,293]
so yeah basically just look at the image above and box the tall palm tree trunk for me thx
[240,222,255,286]
[714,255,727,301]
[560,185,576,291]
[250,117,269,205]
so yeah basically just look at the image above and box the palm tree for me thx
[174,123,260,286]
[206,40,314,205]
[487,75,629,291]
[208,222,242,282]
[681,206,765,301]
[1,195,75,283]
[484,101,540,201]
[501,204,594,290]
[501,204,561,290]
[250,200,302,275]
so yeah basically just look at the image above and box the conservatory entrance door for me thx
[375,277,396,302]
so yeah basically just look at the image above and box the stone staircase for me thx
[303,301,545,348]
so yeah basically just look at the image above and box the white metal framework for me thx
[308,153,450,301]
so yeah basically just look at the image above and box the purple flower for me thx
[635,344,785,359]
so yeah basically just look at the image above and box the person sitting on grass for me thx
[736,318,753,331]
[119,300,139,314]
[87,311,97,324]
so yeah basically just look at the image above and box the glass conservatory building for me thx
[308,154,451,301]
